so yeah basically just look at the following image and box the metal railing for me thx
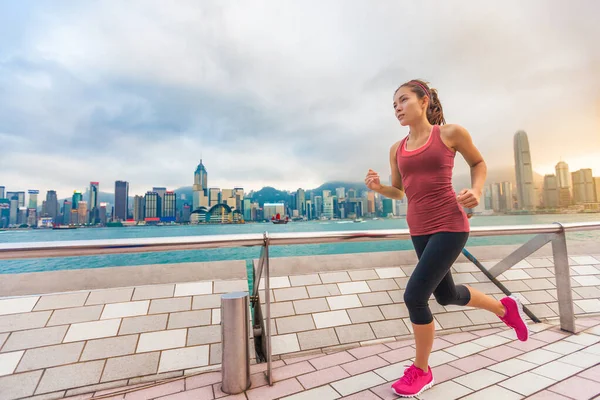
[1,221,600,386]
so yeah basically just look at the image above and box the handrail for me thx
[0,221,599,260]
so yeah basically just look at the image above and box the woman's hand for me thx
[365,169,383,191]
[457,188,480,208]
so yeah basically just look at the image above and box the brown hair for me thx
[396,79,446,125]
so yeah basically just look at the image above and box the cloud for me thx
[1,0,599,200]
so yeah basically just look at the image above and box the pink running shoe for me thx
[499,295,529,341]
[391,364,434,398]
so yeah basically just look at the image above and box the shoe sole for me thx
[508,295,529,341]
[392,378,435,398]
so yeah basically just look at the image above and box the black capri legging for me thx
[404,231,471,325]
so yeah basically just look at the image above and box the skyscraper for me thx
[78,201,88,225]
[45,190,60,221]
[89,182,99,223]
[114,181,129,221]
[594,177,600,203]
[72,191,83,210]
[63,201,72,225]
[144,192,159,219]
[28,190,39,210]
[513,130,536,210]
[163,191,176,221]
[193,160,208,211]
[296,189,306,216]
[572,169,595,204]
[133,195,145,222]
[209,188,220,207]
[543,175,559,208]
[152,187,166,218]
[555,161,572,207]
[0,186,4,199]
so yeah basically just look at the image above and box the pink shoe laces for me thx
[399,365,421,385]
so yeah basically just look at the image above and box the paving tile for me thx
[307,284,341,298]
[520,290,555,304]
[575,299,600,313]
[499,371,556,396]
[503,281,531,293]
[574,286,600,299]
[101,301,149,320]
[367,279,399,292]
[526,390,570,399]
[158,345,210,373]
[214,279,249,292]
[3,325,68,352]
[245,378,303,400]
[340,354,388,376]
[526,268,555,278]
[370,319,410,338]
[0,311,52,333]
[313,310,351,329]
[292,298,329,314]
[136,329,186,353]
[548,375,600,400]
[47,305,103,326]
[347,306,385,323]
[148,297,191,314]
[515,348,562,365]
[431,364,465,384]
[0,370,43,400]
[174,282,212,297]
[132,284,175,301]
[289,274,322,287]
[331,371,386,396]
[185,371,221,389]
[507,338,548,352]
[436,312,474,329]
[192,294,222,310]
[524,279,555,290]
[501,270,532,280]
[530,330,569,343]
[209,342,221,366]
[0,333,7,349]
[445,342,486,358]
[309,351,356,370]
[80,335,138,361]
[320,272,351,284]
[464,309,502,325]
[449,354,496,373]
[454,368,507,390]
[349,270,379,281]
[297,328,339,351]
[64,319,121,342]
[149,385,210,400]
[417,380,472,400]
[265,302,296,318]
[461,385,524,400]
[430,338,454,351]
[274,287,309,302]
[375,268,406,279]
[525,304,557,318]
[378,346,414,364]
[64,380,129,396]
[86,288,133,305]
[471,334,512,348]
[427,350,459,367]
[16,342,84,372]
[335,323,375,344]
[0,350,24,376]
[276,315,315,334]
[168,310,212,329]
[212,308,221,324]
[488,358,537,376]
[36,360,104,394]
[572,265,600,275]
[572,256,600,264]
[373,361,407,382]
[338,282,371,295]
[272,334,301,355]
[530,360,583,380]
[358,292,393,307]
[348,344,390,359]
[559,350,600,368]
[542,341,585,355]
[379,304,409,320]
[579,364,600,382]
[34,293,88,311]
[119,314,168,335]
[271,360,315,382]
[327,295,362,310]
[453,273,479,284]
[281,384,340,400]
[29,391,69,400]
[527,258,555,268]
[295,364,349,389]
[442,332,479,344]
[453,262,480,273]
[101,352,160,382]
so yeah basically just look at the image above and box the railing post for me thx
[552,223,576,333]
[263,232,273,386]
[221,292,251,394]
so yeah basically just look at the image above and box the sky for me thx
[1,0,599,199]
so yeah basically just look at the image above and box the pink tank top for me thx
[396,125,470,236]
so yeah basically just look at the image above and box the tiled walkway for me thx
[61,317,600,400]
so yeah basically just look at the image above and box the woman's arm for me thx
[364,142,405,200]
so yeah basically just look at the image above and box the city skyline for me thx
[1,2,599,197]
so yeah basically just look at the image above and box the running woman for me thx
[365,79,529,397]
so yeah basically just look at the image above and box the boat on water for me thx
[271,213,290,224]
[52,224,78,230]
[353,218,364,223]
